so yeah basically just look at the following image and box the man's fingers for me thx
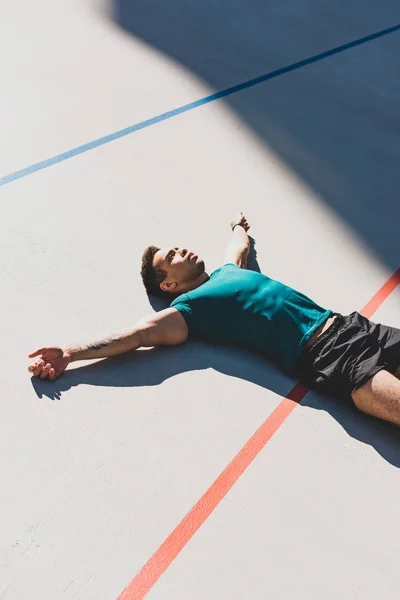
[239,213,249,229]
[28,359,42,372]
[28,348,46,358]
[31,359,45,377]
[28,361,58,381]
[40,364,52,380]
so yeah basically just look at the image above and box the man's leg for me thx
[395,366,400,380]
[352,370,400,425]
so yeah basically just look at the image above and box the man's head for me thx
[141,245,208,299]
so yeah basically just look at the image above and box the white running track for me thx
[1,1,400,598]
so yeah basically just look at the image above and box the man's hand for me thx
[28,347,71,381]
[229,211,250,232]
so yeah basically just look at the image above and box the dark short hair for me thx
[140,245,178,301]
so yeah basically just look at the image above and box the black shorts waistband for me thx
[306,312,345,355]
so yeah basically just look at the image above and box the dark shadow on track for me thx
[113,0,400,273]
[31,343,400,467]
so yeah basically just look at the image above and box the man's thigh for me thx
[373,321,400,377]
[352,369,400,425]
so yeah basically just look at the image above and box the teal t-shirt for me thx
[170,264,332,376]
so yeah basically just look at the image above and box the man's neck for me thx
[178,272,209,294]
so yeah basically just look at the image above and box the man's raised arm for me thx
[224,211,250,268]
[28,308,188,381]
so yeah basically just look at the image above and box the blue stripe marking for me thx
[1,23,399,187]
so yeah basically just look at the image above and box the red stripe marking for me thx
[117,269,400,600]
[360,269,400,319]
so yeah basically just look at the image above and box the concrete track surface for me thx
[1,1,399,598]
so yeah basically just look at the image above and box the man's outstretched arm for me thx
[28,308,188,381]
[224,211,250,268]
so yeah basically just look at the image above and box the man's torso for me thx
[171,264,332,376]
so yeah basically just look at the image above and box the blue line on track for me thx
[1,23,399,187]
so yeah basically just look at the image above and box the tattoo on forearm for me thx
[85,335,121,352]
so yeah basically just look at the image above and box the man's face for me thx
[153,247,206,293]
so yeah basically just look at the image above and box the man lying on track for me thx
[28,212,400,425]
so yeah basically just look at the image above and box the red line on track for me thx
[117,269,400,600]
[360,269,400,319]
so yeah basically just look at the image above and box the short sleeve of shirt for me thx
[171,293,192,324]
[170,266,227,330]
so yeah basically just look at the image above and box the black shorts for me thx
[294,311,400,398]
